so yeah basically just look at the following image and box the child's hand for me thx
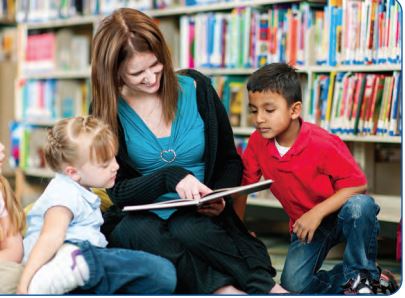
[292,209,323,243]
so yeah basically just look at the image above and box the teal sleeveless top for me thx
[118,75,205,219]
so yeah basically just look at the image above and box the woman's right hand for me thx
[175,174,212,200]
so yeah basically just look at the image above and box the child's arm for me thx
[17,206,72,294]
[233,194,248,221]
[293,184,367,243]
[0,216,23,262]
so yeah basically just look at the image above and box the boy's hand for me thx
[292,209,323,243]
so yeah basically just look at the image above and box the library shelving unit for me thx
[0,14,17,176]
[11,0,401,230]
[13,15,96,204]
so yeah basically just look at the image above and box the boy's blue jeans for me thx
[280,194,380,294]
[73,240,176,294]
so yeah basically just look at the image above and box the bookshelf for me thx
[6,0,401,228]
[0,18,17,176]
[12,15,95,202]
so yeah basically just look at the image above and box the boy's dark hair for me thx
[247,63,302,106]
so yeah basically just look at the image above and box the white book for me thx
[179,16,190,68]
[123,179,273,212]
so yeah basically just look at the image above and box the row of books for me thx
[16,0,150,22]
[308,71,401,136]
[211,71,401,138]
[9,123,48,170]
[16,79,90,123]
[212,75,249,127]
[23,29,90,74]
[0,0,16,20]
[180,3,313,69]
[315,0,401,66]
[179,0,401,69]
[14,0,235,22]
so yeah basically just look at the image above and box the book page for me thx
[123,179,273,212]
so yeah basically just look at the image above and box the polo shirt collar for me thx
[54,173,99,205]
[268,118,311,160]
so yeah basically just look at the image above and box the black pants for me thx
[107,207,276,294]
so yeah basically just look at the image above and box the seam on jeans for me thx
[366,211,380,280]
[312,233,334,273]
[289,232,333,292]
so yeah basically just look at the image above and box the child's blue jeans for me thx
[73,240,176,294]
[280,194,380,294]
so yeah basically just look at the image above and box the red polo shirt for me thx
[242,120,367,231]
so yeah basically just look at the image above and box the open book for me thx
[123,179,273,212]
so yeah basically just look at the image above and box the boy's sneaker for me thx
[28,243,90,294]
[377,269,399,294]
[342,272,376,294]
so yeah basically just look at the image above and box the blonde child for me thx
[17,116,176,294]
[0,142,25,294]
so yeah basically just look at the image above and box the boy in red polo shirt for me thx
[235,63,391,294]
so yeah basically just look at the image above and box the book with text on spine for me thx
[123,179,273,212]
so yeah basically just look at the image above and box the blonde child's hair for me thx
[44,116,118,172]
[0,176,25,241]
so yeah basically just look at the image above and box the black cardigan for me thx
[106,69,243,209]
[101,72,275,279]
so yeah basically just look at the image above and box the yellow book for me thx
[325,71,337,127]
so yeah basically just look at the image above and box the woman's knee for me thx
[109,214,161,249]
[169,213,213,246]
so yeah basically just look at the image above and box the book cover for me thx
[123,179,273,212]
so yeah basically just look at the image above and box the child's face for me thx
[248,90,299,140]
[75,156,119,189]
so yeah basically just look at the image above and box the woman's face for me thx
[121,52,164,95]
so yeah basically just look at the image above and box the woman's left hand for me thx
[197,198,225,217]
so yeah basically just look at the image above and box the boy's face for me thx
[248,90,300,140]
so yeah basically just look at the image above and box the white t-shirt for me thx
[274,138,290,157]
[23,173,108,262]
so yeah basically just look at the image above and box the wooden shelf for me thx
[198,67,308,76]
[248,194,401,223]
[232,127,401,143]
[17,0,326,25]
[22,68,91,80]
[0,18,16,25]
[148,0,299,17]
[24,16,98,29]
[339,135,401,143]
[310,64,402,73]
[16,119,57,126]
[23,168,55,178]
[197,64,401,76]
